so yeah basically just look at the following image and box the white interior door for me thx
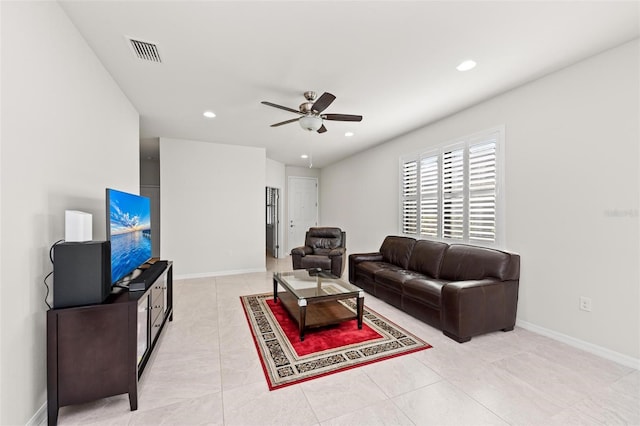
[288,177,318,252]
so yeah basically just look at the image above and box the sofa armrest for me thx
[441,279,519,343]
[329,248,347,277]
[348,252,383,283]
[291,246,312,270]
[291,246,312,256]
[328,247,346,258]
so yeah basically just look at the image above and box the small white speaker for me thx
[65,210,92,242]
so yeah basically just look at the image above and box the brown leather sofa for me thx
[349,236,520,343]
[291,227,346,277]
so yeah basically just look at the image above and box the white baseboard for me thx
[174,267,266,280]
[516,319,640,370]
[27,402,47,426]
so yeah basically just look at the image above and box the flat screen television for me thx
[106,188,152,284]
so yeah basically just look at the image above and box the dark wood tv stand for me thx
[46,261,173,426]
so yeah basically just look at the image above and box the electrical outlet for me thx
[579,296,592,312]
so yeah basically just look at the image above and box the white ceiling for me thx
[59,1,639,168]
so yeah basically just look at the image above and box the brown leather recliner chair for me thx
[291,227,346,277]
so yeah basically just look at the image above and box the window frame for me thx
[399,126,505,248]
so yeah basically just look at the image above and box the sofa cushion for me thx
[379,236,416,269]
[375,269,427,290]
[439,244,514,281]
[355,261,402,280]
[299,254,332,271]
[403,278,447,307]
[407,239,448,278]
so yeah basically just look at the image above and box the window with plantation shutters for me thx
[399,127,503,245]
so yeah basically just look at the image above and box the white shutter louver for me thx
[402,160,418,234]
[442,148,464,240]
[469,140,497,241]
[419,155,439,237]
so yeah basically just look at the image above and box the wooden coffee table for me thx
[273,270,364,341]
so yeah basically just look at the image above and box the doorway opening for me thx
[266,187,280,258]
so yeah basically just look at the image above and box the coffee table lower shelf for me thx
[274,291,363,341]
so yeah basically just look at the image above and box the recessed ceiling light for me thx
[456,60,477,72]
[345,131,354,137]
[301,154,308,159]
[203,111,216,118]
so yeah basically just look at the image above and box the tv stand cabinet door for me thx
[47,302,137,424]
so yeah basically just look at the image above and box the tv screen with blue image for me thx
[106,188,152,284]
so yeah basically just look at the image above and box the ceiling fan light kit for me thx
[261,91,362,134]
[299,115,323,132]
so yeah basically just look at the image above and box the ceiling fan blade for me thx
[261,101,302,115]
[317,124,327,134]
[322,114,363,122]
[312,92,336,113]
[270,117,300,127]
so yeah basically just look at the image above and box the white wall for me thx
[140,138,160,186]
[286,166,321,180]
[321,144,400,254]
[0,2,139,424]
[266,158,286,189]
[321,40,639,363]
[140,159,160,186]
[160,138,266,277]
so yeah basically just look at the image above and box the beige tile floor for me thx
[56,256,640,425]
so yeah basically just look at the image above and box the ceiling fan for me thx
[261,91,363,134]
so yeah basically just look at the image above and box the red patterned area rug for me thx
[240,292,431,390]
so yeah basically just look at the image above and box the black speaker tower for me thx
[53,241,111,309]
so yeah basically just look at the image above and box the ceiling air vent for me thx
[127,37,162,63]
